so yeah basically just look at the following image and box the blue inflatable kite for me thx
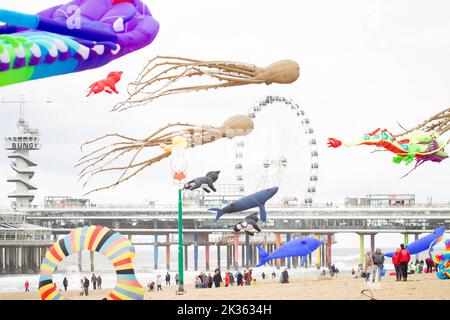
[256,237,322,267]
[209,187,278,223]
[385,226,446,257]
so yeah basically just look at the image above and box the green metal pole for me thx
[177,188,184,293]
[359,234,364,265]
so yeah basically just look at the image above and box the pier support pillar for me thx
[0,247,4,273]
[316,235,321,268]
[33,247,39,272]
[154,235,159,270]
[414,234,419,261]
[205,233,210,271]
[271,245,275,267]
[17,247,22,272]
[359,234,364,265]
[404,233,409,246]
[184,245,189,271]
[321,243,326,267]
[370,234,375,253]
[234,233,239,271]
[286,234,291,269]
[327,234,332,267]
[166,234,171,270]
[245,233,250,268]
[194,234,199,272]
[226,246,231,270]
[216,245,221,270]
[78,251,82,272]
[308,253,312,267]
[5,247,10,272]
[275,233,281,270]
[241,245,245,267]
[90,250,95,272]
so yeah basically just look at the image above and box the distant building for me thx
[183,184,245,208]
[345,194,415,207]
[44,196,90,208]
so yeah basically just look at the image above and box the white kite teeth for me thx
[111,44,121,55]
[0,51,10,64]
[77,46,90,60]
[92,45,105,55]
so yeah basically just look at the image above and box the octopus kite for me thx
[76,115,254,195]
[113,56,300,111]
[0,0,159,87]
[328,108,450,177]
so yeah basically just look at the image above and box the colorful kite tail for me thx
[256,245,270,267]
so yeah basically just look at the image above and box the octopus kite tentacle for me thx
[113,56,300,111]
[394,107,450,142]
[76,115,254,195]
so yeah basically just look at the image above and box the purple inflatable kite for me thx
[0,0,159,87]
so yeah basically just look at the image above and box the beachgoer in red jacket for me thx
[398,244,411,281]
[392,248,401,281]
[225,272,230,287]
[25,280,30,292]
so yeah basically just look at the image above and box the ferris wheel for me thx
[234,95,318,205]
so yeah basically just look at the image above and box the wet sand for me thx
[0,273,448,300]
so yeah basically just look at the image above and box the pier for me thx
[0,212,53,274]
[21,203,450,272]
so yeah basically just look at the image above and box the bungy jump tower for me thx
[4,116,40,210]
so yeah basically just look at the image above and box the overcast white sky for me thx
[1,0,450,206]
[0,0,449,247]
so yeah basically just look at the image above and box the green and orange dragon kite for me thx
[328,108,450,177]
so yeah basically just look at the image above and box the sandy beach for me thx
[0,273,448,300]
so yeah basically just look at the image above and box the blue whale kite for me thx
[385,226,446,257]
[209,187,278,223]
[256,237,322,267]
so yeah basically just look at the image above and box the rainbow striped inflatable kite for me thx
[38,225,144,300]
[429,236,450,280]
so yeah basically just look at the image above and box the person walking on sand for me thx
[246,269,253,285]
[237,272,243,286]
[165,272,171,286]
[392,248,401,281]
[79,279,84,296]
[156,274,163,292]
[91,274,97,290]
[63,277,68,291]
[271,271,276,279]
[225,272,230,287]
[261,272,266,280]
[229,271,235,286]
[148,281,155,292]
[83,277,90,296]
[425,257,434,273]
[25,280,30,292]
[398,244,411,281]
[371,248,385,283]
[207,273,213,288]
[363,251,373,281]
[97,275,102,290]
[281,268,289,284]
[175,273,179,285]
[213,270,222,288]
